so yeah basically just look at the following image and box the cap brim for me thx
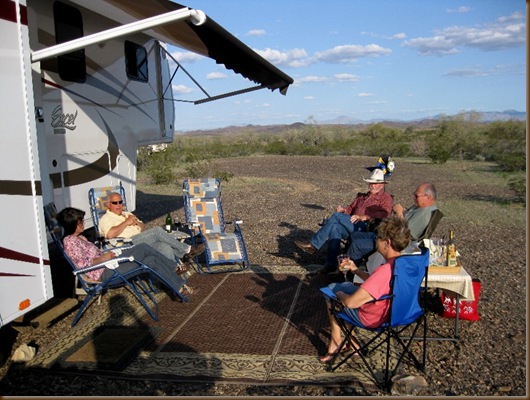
[363,179,388,183]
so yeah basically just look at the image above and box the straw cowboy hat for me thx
[363,168,388,184]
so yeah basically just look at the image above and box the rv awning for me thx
[69,0,293,95]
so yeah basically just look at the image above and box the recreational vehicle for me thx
[0,0,292,358]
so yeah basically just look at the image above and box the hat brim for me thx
[363,178,388,184]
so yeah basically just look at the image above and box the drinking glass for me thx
[337,254,351,282]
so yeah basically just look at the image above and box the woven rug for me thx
[25,265,410,390]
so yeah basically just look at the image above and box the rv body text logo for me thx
[51,106,78,134]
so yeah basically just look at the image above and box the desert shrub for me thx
[144,150,175,184]
[181,159,234,182]
[508,176,526,204]
[410,136,428,157]
[495,152,526,172]
[426,131,453,163]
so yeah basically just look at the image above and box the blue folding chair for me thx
[320,247,429,392]
[44,202,187,327]
[88,182,133,248]
[182,178,250,274]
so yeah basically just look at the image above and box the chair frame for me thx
[88,182,132,248]
[321,248,430,392]
[183,178,250,274]
[417,209,444,243]
[44,203,187,327]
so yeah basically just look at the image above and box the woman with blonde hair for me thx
[319,215,410,363]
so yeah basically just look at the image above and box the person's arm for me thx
[104,213,144,238]
[337,259,371,283]
[336,286,374,309]
[392,203,406,219]
[64,236,111,269]
[92,251,115,265]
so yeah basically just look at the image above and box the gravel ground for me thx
[0,155,526,396]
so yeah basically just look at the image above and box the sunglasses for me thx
[110,200,123,205]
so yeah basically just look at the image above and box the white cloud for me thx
[334,73,360,82]
[392,32,407,39]
[207,72,227,80]
[443,68,489,77]
[314,44,392,63]
[297,75,328,83]
[172,84,193,94]
[304,96,315,100]
[358,93,374,97]
[255,47,309,67]
[404,11,526,56]
[170,51,204,63]
[247,29,266,36]
[447,6,471,13]
[443,64,524,77]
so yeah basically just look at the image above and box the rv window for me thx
[53,1,86,83]
[125,41,148,82]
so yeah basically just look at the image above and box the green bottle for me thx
[165,213,172,233]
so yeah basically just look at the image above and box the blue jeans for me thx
[132,227,190,261]
[347,231,376,264]
[101,243,186,293]
[310,212,366,268]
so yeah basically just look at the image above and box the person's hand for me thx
[336,205,346,213]
[393,204,405,217]
[338,258,358,273]
[350,214,365,223]
[125,214,139,226]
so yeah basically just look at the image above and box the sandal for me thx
[319,352,338,364]
[174,264,189,275]
[179,284,199,296]
[175,266,187,275]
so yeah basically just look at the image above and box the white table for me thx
[423,266,474,341]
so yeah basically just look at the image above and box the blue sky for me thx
[168,0,526,131]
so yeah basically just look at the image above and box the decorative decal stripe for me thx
[0,180,42,195]
[0,0,27,25]
[0,272,35,277]
[0,246,49,265]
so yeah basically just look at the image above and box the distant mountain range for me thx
[319,110,526,125]
[178,110,525,136]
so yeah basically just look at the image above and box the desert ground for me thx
[0,155,526,396]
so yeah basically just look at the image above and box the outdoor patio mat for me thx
[24,265,412,390]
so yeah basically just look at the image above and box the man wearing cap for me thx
[346,182,438,266]
[295,169,393,274]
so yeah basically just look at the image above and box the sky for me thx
[167,0,526,131]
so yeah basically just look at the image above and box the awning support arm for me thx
[194,85,266,105]
[160,46,210,99]
[31,8,206,63]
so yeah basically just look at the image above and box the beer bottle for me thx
[165,213,172,233]
[446,230,457,267]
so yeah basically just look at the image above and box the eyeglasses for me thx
[413,194,427,198]
[110,200,123,205]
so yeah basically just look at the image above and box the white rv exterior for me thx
[0,0,292,328]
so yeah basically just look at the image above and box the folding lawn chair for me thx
[44,202,187,327]
[88,182,133,248]
[320,247,430,392]
[417,209,444,244]
[182,178,250,274]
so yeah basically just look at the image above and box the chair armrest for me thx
[105,237,133,247]
[73,256,135,275]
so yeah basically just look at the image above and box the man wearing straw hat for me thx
[295,168,393,275]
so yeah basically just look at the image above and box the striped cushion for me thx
[186,178,220,199]
[203,232,244,261]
